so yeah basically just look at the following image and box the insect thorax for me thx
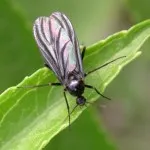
[66,74,85,97]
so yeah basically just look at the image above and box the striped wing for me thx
[33,12,83,83]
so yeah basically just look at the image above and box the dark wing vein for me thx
[61,13,84,76]
[33,12,84,84]
[52,12,84,78]
[33,18,61,80]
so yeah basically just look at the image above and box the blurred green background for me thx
[0,0,150,150]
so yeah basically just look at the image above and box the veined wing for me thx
[33,12,84,83]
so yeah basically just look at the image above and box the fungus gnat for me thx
[19,12,125,126]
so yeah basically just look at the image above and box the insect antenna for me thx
[70,104,79,116]
[66,101,92,127]
[85,56,126,77]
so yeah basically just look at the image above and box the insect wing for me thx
[33,12,84,83]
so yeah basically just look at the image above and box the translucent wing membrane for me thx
[33,12,84,83]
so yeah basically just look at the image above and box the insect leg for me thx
[44,63,51,70]
[17,83,61,88]
[85,84,111,100]
[63,90,71,127]
[81,46,86,60]
[84,56,126,76]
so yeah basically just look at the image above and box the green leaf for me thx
[45,109,117,150]
[0,19,150,150]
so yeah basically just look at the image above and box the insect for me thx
[20,12,125,125]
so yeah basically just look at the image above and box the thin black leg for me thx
[81,46,86,60]
[85,84,111,100]
[84,56,126,77]
[63,90,71,127]
[17,83,61,88]
[44,63,53,70]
